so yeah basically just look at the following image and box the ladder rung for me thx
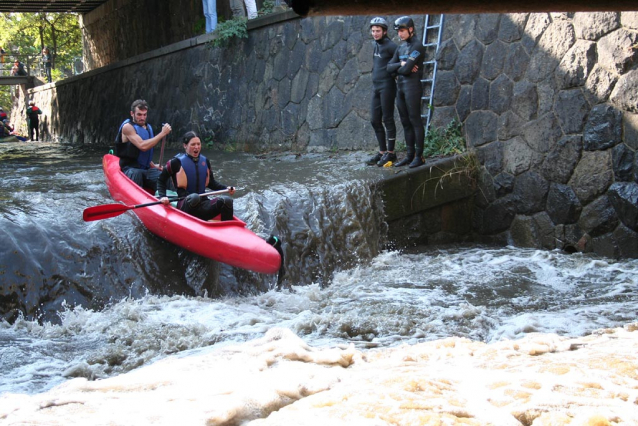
[421,79,433,83]
[424,43,438,48]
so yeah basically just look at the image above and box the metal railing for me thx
[0,53,84,79]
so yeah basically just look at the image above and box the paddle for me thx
[83,189,230,222]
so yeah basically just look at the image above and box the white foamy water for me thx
[2,246,637,422]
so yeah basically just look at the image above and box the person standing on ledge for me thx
[202,0,217,33]
[26,101,42,141]
[42,47,52,83]
[387,16,426,168]
[158,131,236,221]
[366,17,398,167]
[114,99,171,192]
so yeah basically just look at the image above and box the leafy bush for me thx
[209,17,248,48]
[259,0,275,16]
[422,119,466,158]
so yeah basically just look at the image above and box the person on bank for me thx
[26,101,42,141]
[387,16,426,168]
[115,99,171,193]
[157,131,236,221]
[366,17,398,167]
[42,47,52,83]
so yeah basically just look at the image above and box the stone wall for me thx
[13,11,638,258]
[431,12,638,257]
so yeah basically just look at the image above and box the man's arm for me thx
[386,48,401,74]
[122,122,171,152]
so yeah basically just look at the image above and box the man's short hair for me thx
[130,99,149,112]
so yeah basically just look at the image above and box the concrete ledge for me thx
[378,155,476,223]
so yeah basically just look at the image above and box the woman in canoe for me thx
[157,131,236,221]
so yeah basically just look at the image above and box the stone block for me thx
[454,40,484,85]
[612,143,634,182]
[624,112,638,150]
[610,70,638,114]
[570,150,613,203]
[489,75,514,114]
[471,77,490,111]
[541,135,582,184]
[573,12,620,41]
[555,89,590,135]
[597,29,638,74]
[522,113,562,154]
[583,104,622,151]
[578,195,619,237]
[436,39,459,71]
[433,71,461,107]
[481,40,508,81]
[607,182,638,231]
[546,183,582,224]
[503,136,542,176]
[511,170,549,214]
[465,111,497,148]
[584,65,617,105]
[526,20,575,83]
[556,40,597,89]
[498,13,528,43]
[504,43,529,82]
[512,81,538,121]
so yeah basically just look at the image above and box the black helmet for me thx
[394,16,415,31]
[370,17,388,30]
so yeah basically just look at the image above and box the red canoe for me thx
[102,154,281,274]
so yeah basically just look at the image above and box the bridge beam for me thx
[284,0,638,16]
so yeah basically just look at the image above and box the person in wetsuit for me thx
[115,99,172,192]
[157,131,236,221]
[366,17,398,167]
[387,16,426,168]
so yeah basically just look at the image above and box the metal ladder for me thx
[421,14,445,133]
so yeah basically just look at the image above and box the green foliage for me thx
[395,140,406,152]
[209,17,248,48]
[422,119,466,158]
[1,12,82,85]
[258,0,275,16]
[193,17,206,35]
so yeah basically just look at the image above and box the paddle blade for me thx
[83,203,132,222]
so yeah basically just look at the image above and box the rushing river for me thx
[1,141,637,425]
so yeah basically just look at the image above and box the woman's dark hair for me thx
[182,131,198,145]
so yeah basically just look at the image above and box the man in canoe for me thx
[157,131,236,221]
[115,99,172,193]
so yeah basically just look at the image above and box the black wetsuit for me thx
[387,35,426,159]
[371,36,398,152]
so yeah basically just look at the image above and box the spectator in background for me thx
[230,0,257,20]
[42,47,52,83]
[26,100,42,141]
[0,47,5,70]
[12,60,27,76]
[202,0,217,33]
